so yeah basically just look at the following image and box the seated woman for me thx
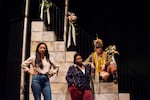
[84,38,118,83]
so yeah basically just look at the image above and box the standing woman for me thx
[66,53,94,100]
[21,42,59,100]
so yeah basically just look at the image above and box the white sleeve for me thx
[21,55,35,72]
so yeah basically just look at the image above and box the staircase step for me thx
[31,21,47,32]
[119,93,130,100]
[65,51,76,62]
[27,20,130,100]
[57,62,73,73]
[29,92,130,100]
[94,82,118,93]
[54,41,66,51]
[31,31,56,41]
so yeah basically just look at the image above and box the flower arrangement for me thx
[40,0,52,13]
[105,45,119,55]
[68,12,77,23]
[40,0,52,24]
[67,12,78,48]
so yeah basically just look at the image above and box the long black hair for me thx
[35,42,52,69]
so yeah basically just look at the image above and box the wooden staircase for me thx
[28,21,130,100]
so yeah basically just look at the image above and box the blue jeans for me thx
[31,74,52,100]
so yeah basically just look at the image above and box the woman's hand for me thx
[91,63,95,69]
[48,68,59,78]
[27,69,38,75]
[48,72,55,78]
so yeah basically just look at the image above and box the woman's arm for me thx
[21,55,35,72]
[49,56,60,74]
[66,66,74,87]
[83,53,94,64]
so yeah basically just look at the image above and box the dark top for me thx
[66,64,94,90]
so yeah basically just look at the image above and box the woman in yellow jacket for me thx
[84,38,118,83]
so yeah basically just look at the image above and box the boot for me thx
[99,76,105,82]
[113,72,118,84]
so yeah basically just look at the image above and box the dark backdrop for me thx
[1,0,150,100]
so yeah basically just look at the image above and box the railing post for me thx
[20,0,29,99]
[64,0,69,49]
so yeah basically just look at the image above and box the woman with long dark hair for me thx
[21,42,59,100]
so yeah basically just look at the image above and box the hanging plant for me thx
[68,13,77,23]
[67,12,78,48]
[105,45,119,55]
[40,0,53,13]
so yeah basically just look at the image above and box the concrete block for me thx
[31,31,56,41]
[30,41,40,52]
[119,93,130,100]
[50,82,68,93]
[30,41,55,52]
[57,62,73,72]
[95,93,119,100]
[54,41,65,51]
[46,41,55,51]
[94,82,118,94]
[52,93,71,100]
[65,51,76,62]
[49,51,65,63]
[31,21,46,32]
[42,31,56,41]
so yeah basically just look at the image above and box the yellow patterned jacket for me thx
[84,51,107,73]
